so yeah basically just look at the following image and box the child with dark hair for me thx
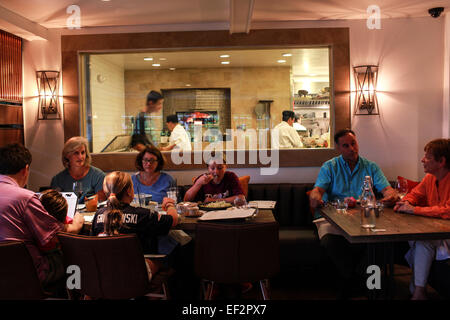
[40,189,84,234]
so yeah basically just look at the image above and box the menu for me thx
[198,208,256,221]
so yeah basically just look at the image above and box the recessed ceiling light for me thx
[169,68,176,71]
[159,58,167,61]
[277,59,286,63]
[282,53,292,57]
[220,54,230,58]
[101,0,111,2]
[221,61,230,65]
[144,57,153,61]
[152,64,160,67]
[185,84,191,87]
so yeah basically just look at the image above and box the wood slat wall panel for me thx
[1,29,24,146]
[0,129,23,147]
[0,29,22,104]
[0,104,23,124]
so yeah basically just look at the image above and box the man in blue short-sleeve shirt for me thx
[313,153,391,219]
[309,129,398,298]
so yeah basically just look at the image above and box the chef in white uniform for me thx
[272,110,303,149]
[160,114,192,152]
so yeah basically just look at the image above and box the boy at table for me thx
[395,138,450,300]
[183,152,245,204]
[309,129,398,298]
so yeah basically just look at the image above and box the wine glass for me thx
[72,181,83,201]
[395,179,408,200]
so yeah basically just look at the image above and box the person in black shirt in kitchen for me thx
[130,90,164,152]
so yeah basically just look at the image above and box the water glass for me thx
[361,205,376,229]
[335,198,348,214]
[234,197,247,209]
[167,187,178,203]
[374,201,384,218]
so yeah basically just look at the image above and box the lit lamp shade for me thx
[36,70,60,120]
[353,65,379,115]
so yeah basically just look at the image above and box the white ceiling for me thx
[97,47,330,75]
[0,0,447,30]
[0,0,446,79]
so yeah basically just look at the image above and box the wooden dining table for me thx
[79,208,276,234]
[320,204,450,243]
[320,204,450,299]
[177,208,276,232]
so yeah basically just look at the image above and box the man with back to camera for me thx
[130,90,164,152]
[0,143,66,291]
[394,138,450,300]
[272,110,303,148]
[160,114,192,152]
[309,129,398,298]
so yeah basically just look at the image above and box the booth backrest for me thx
[179,183,316,229]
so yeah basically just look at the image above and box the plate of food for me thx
[198,201,233,211]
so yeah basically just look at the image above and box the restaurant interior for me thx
[0,0,450,301]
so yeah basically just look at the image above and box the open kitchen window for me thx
[80,47,332,153]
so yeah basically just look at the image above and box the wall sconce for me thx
[353,65,379,115]
[36,70,61,120]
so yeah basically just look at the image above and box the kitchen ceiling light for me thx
[144,57,153,61]
[282,53,292,57]
[277,60,286,63]
[159,58,167,61]
[220,54,230,58]
[152,64,160,67]
[221,61,230,65]
[169,68,176,71]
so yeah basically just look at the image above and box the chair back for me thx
[0,241,45,300]
[57,232,150,299]
[194,221,279,283]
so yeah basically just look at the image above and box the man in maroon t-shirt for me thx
[184,153,244,203]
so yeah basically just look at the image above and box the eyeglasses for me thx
[142,159,158,164]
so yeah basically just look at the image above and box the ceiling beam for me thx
[229,0,255,34]
[0,5,49,40]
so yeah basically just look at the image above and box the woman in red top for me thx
[395,138,450,300]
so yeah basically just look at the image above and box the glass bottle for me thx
[360,176,376,228]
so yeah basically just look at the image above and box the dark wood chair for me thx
[57,232,170,299]
[0,240,46,300]
[194,221,279,300]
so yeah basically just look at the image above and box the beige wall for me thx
[16,16,449,189]
[124,66,291,131]
[22,30,65,191]
[89,55,126,152]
